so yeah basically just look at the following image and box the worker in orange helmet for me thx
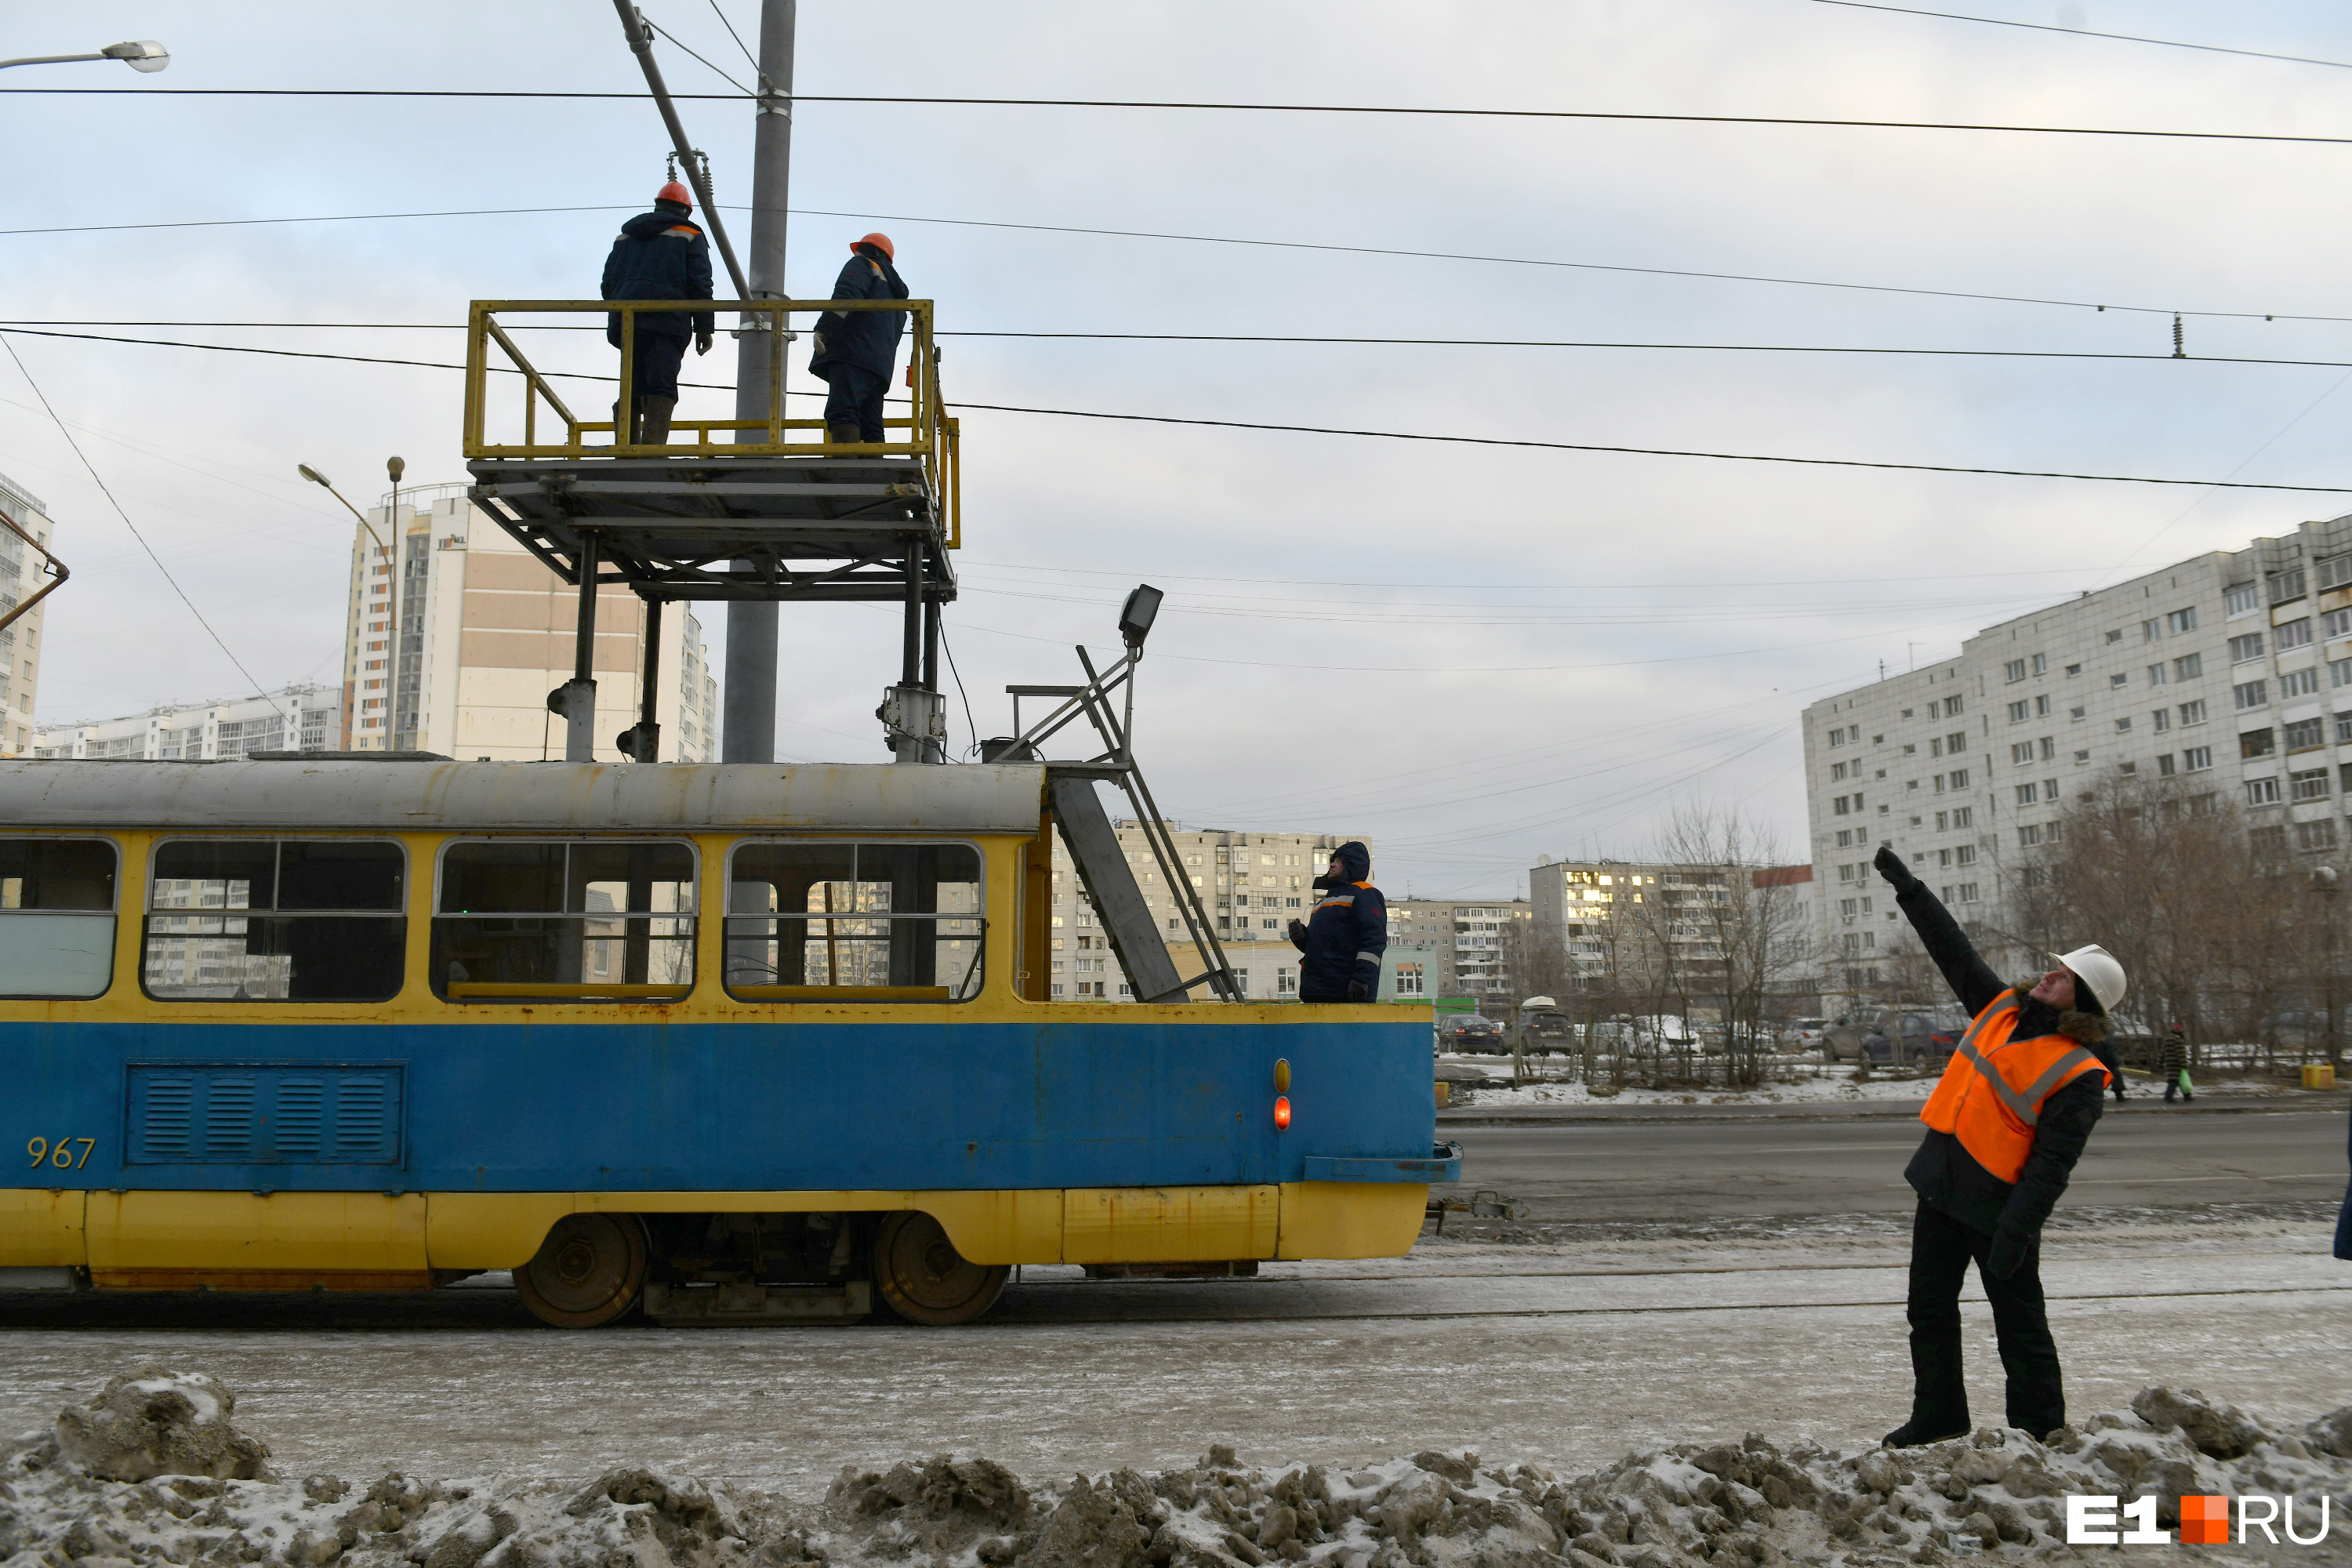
[808,232,909,447]
[1872,844,2122,1447]
[599,180,714,445]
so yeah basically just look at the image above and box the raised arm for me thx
[1872,845,2005,1017]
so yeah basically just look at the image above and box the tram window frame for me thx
[0,836,120,999]
[142,837,407,1004]
[431,837,698,1004]
[722,837,985,1003]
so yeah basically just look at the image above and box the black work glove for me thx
[1873,844,1919,891]
[1987,1228,2031,1279]
[1286,919,1308,946]
[1347,979,1370,1002]
[695,332,713,355]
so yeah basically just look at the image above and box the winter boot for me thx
[639,396,676,445]
[1882,1420,1968,1449]
[826,421,862,448]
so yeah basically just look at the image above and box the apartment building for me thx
[344,485,719,760]
[1161,938,1439,1002]
[0,472,59,756]
[34,684,343,760]
[1802,514,2352,995]
[1387,898,1532,1003]
[1045,821,1367,1000]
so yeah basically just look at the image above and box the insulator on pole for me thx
[2172,312,2185,359]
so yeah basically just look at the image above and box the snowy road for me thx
[2,1207,2345,1492]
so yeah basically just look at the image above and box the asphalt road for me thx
[1445,1105,2350,1224]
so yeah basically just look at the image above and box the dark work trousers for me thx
[622,327,688,401]
[822,364,888,442]
[1905,1200,2065,1439]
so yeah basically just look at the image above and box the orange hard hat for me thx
[655,180,694,209]
[853,231,895,260]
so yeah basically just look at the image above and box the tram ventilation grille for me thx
[125,1063,405,1166]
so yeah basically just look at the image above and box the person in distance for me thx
[809,232,909,447]
[599,179,715,445]
[1286,841,1387,1003]
[1870,843,2123,1447]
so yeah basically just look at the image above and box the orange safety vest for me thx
[1919,991,2110,1183]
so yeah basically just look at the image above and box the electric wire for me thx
[638,16,751,96]
[0,338,281,717]
[1803,1,2352,71]
[5,327,2344,495]
[16,321,2352,368]
[703,0,762,75]
[16,85,2352,151]
[937,618,978,760]
[5,204,2339,325]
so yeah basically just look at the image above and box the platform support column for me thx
[721,0,796,764]
[548,532,601,763]
[618,595,664,762]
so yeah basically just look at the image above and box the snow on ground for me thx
[1433,1056,2310,1109]
[5,1368,2350,1568]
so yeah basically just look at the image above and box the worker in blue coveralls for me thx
[809,231,909,446]
[599,180,714,445]
[1287,841,1387,1003]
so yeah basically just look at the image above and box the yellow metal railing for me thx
[462,298,960,547]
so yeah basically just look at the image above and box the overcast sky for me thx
[8,2,2352,897]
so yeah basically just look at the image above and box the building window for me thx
[2228,632,2267,663]
[2179,699,2207,725]
[2018,825,2042,848]
[2339,713,2352,746]
[2169,607,2199,634]
[2321,554,2352,593]
[2114,717,2132,732]
[2326,608,2352,643]
[1955,844,1976,866]
[1956,883,1979,904]
[1944,696,1963,717]
[2234,680,2268,711]
[2289,768,2330,802]
[2106,629,2123,644]
[2144,662,2166,687]
[1950,768,1969,789]
[2224,585,2259,617]
[2157,753,2176,776]
[2069,706,2086,721]
[2299,819,2339,852]
[2183,746,2213,772]
[2278,618,2314,652]
[2011,742,2033,766]
[1952,807,1973,828]
[2241,728,2276,759]
[2245,777,2281,807]
[2109,673,2129,688]
[2008,700,2029,723]
[2270,567,2308,604]
[2281,666,2321,699]
[2015,782,2038,806]
[2143,618,2161,642]
[2004,659,2027,683]
[2152,708,2171,732]
[2286,717,2326,752]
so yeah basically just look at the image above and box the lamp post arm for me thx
[0,53,107,69]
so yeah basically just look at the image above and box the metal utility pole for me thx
[721,0,794,763]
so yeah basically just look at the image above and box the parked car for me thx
[1440,1015,1504,1051]
[1864,1009,1970,1067]
[1779,1017,1829,1051]
[1522,1011,1577,1054]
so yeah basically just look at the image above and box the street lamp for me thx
[0,41,169,72]
[300,463,403,751]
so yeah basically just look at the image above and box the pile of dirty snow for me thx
[5,1370,2350,1568]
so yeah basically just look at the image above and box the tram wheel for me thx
[871,1210,1008,1326]
[514,1214,648,1328]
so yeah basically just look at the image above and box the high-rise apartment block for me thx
[343,485,719,760]
[0,472,59,757]
[1386,898,1532,1001]
[1802,515,2352,997]
[34,684,341,760]
[1046,820,1367,999]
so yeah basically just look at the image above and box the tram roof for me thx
[0,760,1051,834]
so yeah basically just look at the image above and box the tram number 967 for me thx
[27,1137,95,1170]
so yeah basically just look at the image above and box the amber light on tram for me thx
[1273,1095,1291,1130]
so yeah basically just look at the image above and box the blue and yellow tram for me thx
[0,759,1450,1326]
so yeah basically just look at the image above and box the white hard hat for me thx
[2050,943,2126,1014]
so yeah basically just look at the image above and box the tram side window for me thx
[0,837,118,999]
[143,840,405,1002]
[434,840,695,1001]
[725,841,982,1001]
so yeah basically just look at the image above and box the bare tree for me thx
[1645,804,1808,1085]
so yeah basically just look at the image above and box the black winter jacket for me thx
[1291,841,1386,1002]
[601,210,715,345]
[808,246,909,382]
[1889,876,2107,1238]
